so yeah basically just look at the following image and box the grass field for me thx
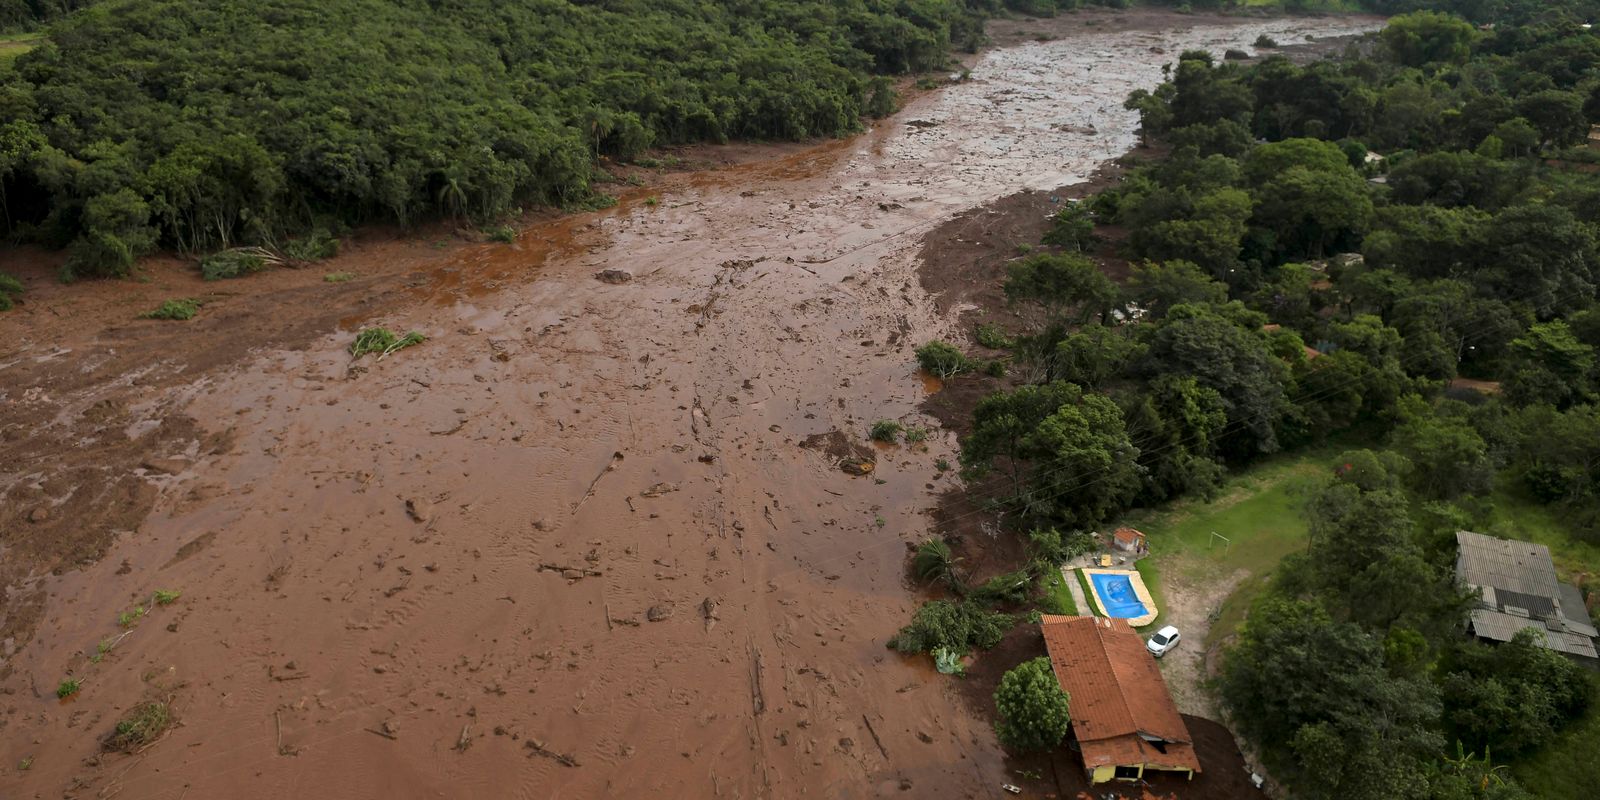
[0,32,43,71]
[1484,486,1600,579]
[1114,450,1330,634]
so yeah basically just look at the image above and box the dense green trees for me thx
[1220,597,1445,800]
[1,0,1001,277]
[993,656,1072,753]
[930,8,1600,795]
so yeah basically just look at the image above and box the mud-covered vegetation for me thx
[923,6,1600,796]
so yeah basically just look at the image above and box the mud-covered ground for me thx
[0,10,1381,798]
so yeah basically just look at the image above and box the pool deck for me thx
[1080,567,1159,627]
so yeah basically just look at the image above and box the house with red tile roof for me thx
[1039,615,1201,783]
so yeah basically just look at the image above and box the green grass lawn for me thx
[1040,566,1077,616]
[1512,672,1600,799]
[1112,450,1332,635]
[0,33,43,71]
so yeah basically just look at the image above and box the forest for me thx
[891,7,1600,800]
[0,0,1157,282]
[7,0,1600,286]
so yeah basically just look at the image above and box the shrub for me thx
[1028,527,1096,563]
[104,701,174,752]
[282,231,339,262]
[869,420,903,442]
[140,298,201,321]
[974,323,1015,350]
[152,589,181,605]
[889,600,1013,654]
[969,569,1034,606]
[486,225,516,243]
[994,657,1071,753]
[0,272,22,310]
[117,606,146,628]
[904,426,930,444]
[57,678,82,699]
[200,247,279,281]
[1224,48,1250,61]
[1041,201,1095,251]
[1255,34,1278,48]
[350,327,426,359]
[916,340,972,378]
[323,271,357,283]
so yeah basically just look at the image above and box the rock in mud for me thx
[594,269,633,284]
[405,497,433,523]
[840,458,875,476]
[28,506,50,524]
[645,603,675,622]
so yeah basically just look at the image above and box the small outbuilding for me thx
[1112,527,1147,554]
[1455,530,1598,662]
[1040,615,1202,783]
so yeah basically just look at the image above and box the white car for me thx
[1147,626,1181,658]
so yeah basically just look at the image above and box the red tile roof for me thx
[1113,527,1145,545]
[1039,615,1201,774]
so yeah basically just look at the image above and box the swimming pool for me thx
[1089,572,1150,620]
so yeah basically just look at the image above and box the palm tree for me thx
[911,538,965,594]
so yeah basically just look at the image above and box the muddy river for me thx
[1,13,1380,799]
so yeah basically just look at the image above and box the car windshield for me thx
[1152,634,1169,645]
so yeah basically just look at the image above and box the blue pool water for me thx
[1090,573,1149,619]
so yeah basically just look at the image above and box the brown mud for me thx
[1,10,1381,798]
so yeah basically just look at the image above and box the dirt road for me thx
[0,12,1380,798]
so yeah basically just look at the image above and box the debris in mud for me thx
[103,699,175,753]
[594,268,633,284]
[646,603,675,622]
[1051,122,1099,135]
[905,119,939,129]
[639,482,678,498]
[27,507,49,524]
[140,457,189,475]
[526,739,580,767]
[700,597,720,630]
[799,430,877,476]
[540,563,602,579]
[404,497,433,523]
